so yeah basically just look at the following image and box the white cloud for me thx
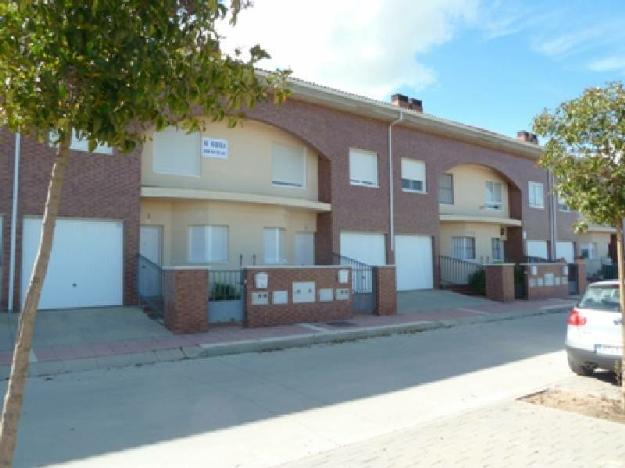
[587,56,625,73]
[219,0,479,100]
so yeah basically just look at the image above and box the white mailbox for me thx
[530,265,538,276]
[272,290,288,305]
[250,291,269,305]
[562,265,569,275]
[319,288,333,302]
[338,269,349,284]
[335,288,350,301]
[254,272,268,289]
[292,281,315,303]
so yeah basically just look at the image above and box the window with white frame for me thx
[49,130,113,154]
[401,158,426,193]
[349,148,378,187]
[484,181,503,209]
[272,142,306,188]
[153,126,201,176]
[263,228,286,264]
[187,225,228,263]
[528,181,544,209]
[558,193,570,211]
[580,242,597,259]
[491,238,504,261]
[452,236,476,260]
[439,173,454,204]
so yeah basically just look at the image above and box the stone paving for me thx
[277,400,625,468]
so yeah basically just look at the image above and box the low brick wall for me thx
[374,266,397,315]
[245,266,353,327]
[163,267,209,334]
[485,264,515,302]
[575,259,587,295]
[522,262,569,300]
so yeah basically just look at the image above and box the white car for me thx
[566,280,623,376]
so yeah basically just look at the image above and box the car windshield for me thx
[579,285,621,312]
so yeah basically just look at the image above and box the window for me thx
[484,181,503,209]
[401,159,426,193]
[49,130,113,154]
[153,126,201,176]
[272,142,306,188]
[558,193,570,211]
[263,228,286,264]
[580,242,597,259]
[349,149,378,187]
[491,238,504,261]
[452,236,476,260]
[187,225,228,263]
[528,181,544,209]
[439,174,454,204]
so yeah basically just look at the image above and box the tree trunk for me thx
[0,138,70,467]
[616,223,625,411]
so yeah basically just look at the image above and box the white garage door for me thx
[22,218,123,309]
[339,231,386,265]
[526,240,548,260]
[395,235,433,291]
[556,241,575,263]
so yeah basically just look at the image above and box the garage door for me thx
[526,240,548,260]
[22,218,123,309]
[395,235,433,291]
[339,231,386,265]
[556,241,575,263]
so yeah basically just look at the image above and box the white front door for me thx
[395,235,433,291]
[556,241,575,263]
[294,232,314,265]
[140,225,162,265]
[526,240,548,260]
[339,231,386,266]
[21,217,123,309]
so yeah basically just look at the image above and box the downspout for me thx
[548,169,557,260]
[8,132,20,313]
[388,111,404,253]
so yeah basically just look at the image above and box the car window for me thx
[579,285,621,311]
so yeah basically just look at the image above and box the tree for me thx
[0,1,288,465]
[533,81,625,402]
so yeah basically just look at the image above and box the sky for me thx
[219,0,625,140]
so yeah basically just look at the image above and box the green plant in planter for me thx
[468,270,486,295]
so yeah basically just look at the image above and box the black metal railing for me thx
[602,263,618,280]
[137,254,164,319]
[439,255,484,285]
[209,269,244,301]
[332,253,372,293]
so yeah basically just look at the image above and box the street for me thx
[4,312,572,467]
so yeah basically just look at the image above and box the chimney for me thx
[516,130,538,144]
[391,93,423,112]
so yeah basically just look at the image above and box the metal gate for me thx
[208,270,245,323]
[568,263,579,295]
[137,254,164,319]
[334,254,375,314]
[514,264,527,299]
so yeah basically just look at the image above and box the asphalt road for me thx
[2,312,570,467]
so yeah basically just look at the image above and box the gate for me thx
[334,254,375,314]
[514,264,527,299]
[568,263,579,295]
[208,270,245,323]
[137,255,164,319]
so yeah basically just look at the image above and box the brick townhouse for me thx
[0,76,615,314]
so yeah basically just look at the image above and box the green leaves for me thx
[533,82,625,228]
[0,0,291,151]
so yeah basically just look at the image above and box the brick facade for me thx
[523,262,569,300]
[163,268,209,334]
[485,264,515,302]
[373,266,397,315]
[245,266,352,327]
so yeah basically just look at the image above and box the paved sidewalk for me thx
[0,297,574,378]
[277,399,625,467]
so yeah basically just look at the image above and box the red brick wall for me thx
[163,268,209,334]
[373,266,397,315]
[0,129,140,309]
[245,266,352,327]
[523,262,569,300]
[485,264,515,302]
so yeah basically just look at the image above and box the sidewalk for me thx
[0,297,574,378]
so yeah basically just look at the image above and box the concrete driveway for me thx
[397,289,495,314]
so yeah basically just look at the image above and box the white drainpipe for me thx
[388,111,404,252]
[8,132,20,313]
[549,170,557,260]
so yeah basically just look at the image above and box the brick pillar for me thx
[163,267,209,334]
[373,265,397,316]
[575,258,587,295]
[485,264,515,302]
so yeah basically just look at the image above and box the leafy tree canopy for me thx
[0,0,289,151]
[533,81,625,231]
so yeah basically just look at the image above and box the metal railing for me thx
[439,255,484,285]
[332,253,372,293]
[137,254,164,319]
[209,269,244,301]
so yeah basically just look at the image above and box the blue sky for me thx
[222,0,625,139]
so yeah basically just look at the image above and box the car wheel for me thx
[568,357,593,376]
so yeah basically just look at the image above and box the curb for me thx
[2,304,571,379]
